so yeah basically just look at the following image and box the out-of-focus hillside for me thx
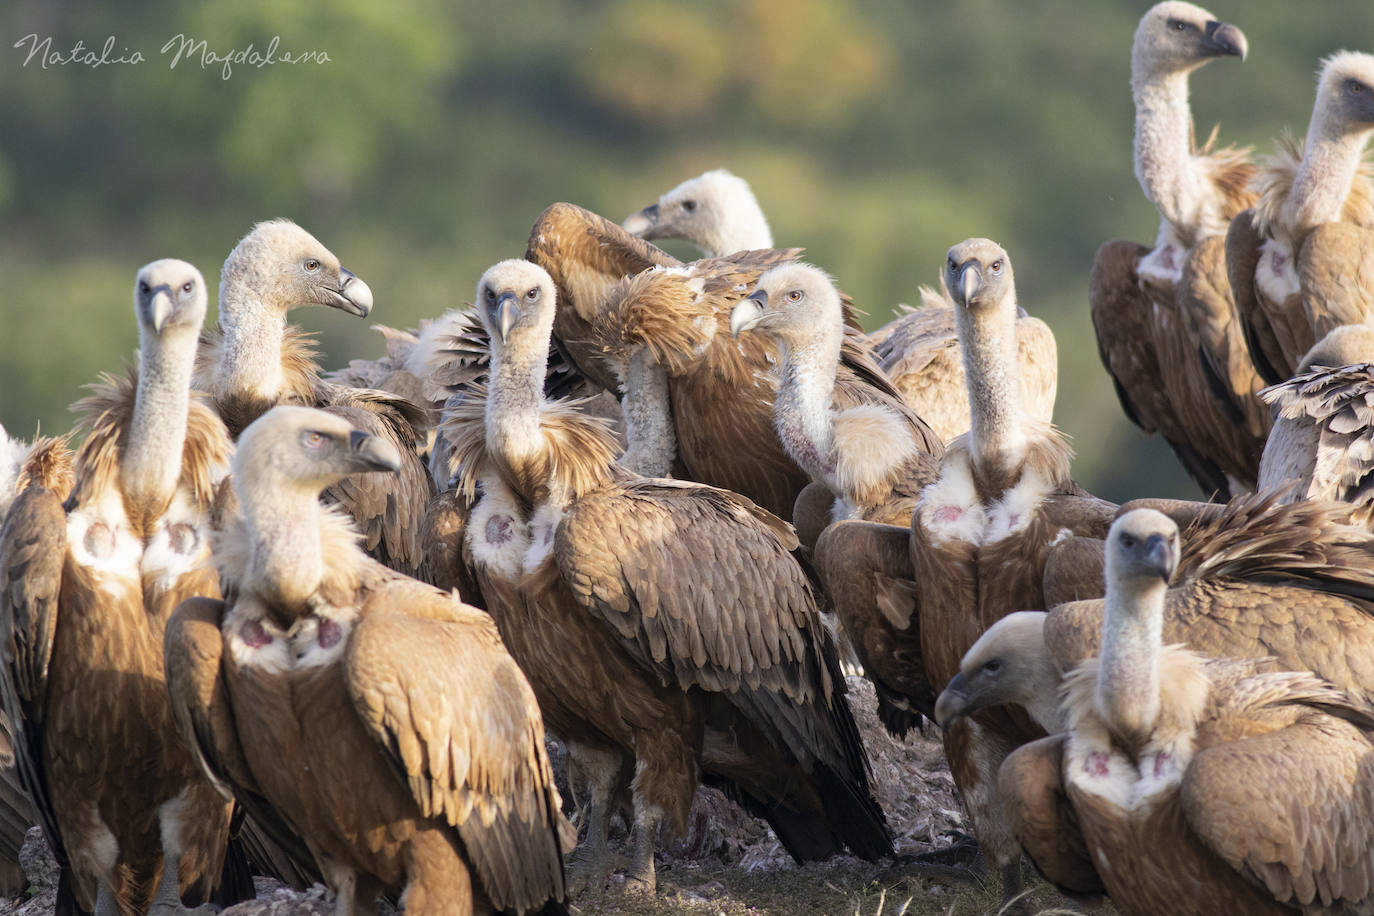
[3,0,1372,502]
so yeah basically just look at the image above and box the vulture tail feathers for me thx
[208,830,256,908]
[873,683,926,739]
[704,775,843,863]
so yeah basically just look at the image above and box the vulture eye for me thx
[139,281,150,294]
[1169,19,1187,31]
[682,200,697,212]
[484,287,495,302]
[990,259,1003,273]
[984,658,1002,674]
[947,258,957,273]
[1120,534,1136,548]
[526,287,540,301]
[1349,79,1368,96]
[304,258,321,273]
[302,430,327,449]
[786,290,803,302]
[181,281,194,294]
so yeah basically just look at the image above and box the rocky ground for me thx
[0,679,1098,916]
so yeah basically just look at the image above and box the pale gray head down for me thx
[1105,509,1179,594]
[134,258,207,336]
[1314,51,1374,134]
[1132,2,1247,79]
[234,405,401,497]
[622,169,766,251]
[731,263,842,346]
[220,219,373,318]
[934,611,1056,729]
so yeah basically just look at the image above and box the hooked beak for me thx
[1143,533,1175,582]
[1203,20,1247,61]
[327,267,374,318]
[959,263,982,304]
[934,672,969,728]
[730,290,768,337]
[622,203,661,239]
[496,291,520,343]
[348,429,401,474]
[146,285,175,333]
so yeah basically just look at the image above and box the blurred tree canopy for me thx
[3,0,1373,502]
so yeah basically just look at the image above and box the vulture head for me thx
[1313,51,1374,136]
[1298,323,1374,373]
[476,259,558,356]
[731,263,841,350]
[134,258,207,340]
[945,238,1016,316]
[622,169,771,257]
[220,219,373,319]
[935,611,1063,733]
[234,405,401,501]
[1106,508,1179,591]
[1132,2,1247,82]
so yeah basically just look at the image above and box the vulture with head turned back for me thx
[1259,324,1374,525]
[0,260,246,915]
[528,202,888,522]
[193,219,435,580]
[1229,51,1374,385]
[164,405,571,916]
[621,168,773,258]
[816,239,1115,908]
[985,509,1374,916]
[438,258,891,893]
[1091,1,1265,499]
[728,263,941,542]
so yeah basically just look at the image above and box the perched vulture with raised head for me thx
[1259,324,1374,525]
[729,263,942,543]
[869,288,1059,444]
[1091,1,1265,499]
[621,168,773,257]
[816,239,1115,908]
[164,405,571,916]
[193,219,435,580]
[529,202,883,522]
[436,259,891,893]
[994,509,1374,915]
[0,261,246,915]
[1229,51,1374,384]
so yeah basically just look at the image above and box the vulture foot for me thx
[996,860,1030,916]
[903,832,982,869]
[624,805,663,895]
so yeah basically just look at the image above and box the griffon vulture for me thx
[193,219,435,579]
[1091,1,1264,498]
[993,510,1374,915]
[1259,324,1374,525]
[815,239,1115,908]
[0,425,72,530]
[729,263,941,541]
[1228,51,1374,384]
[621,168,772,258]
[0,261,244,915]
[436,259,891,893]
[163,405,571,916]
[527,202,882,522]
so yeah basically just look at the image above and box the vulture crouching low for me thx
[164,405,572,916]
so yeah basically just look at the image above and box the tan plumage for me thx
[1259,325,1374,525]
[444,259,892,893]
[193,220,436,579]
[999,509,1374,915]
[527,202,887,523]
[870,286,1058,442]
[164,405,570,915]
[1229,53,1374,384]
[1092,3,1263,497]
[730,263,942,539]
[0,261,242,915]
[0,426,73,530]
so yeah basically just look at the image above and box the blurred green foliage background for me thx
[3,0,1372,502]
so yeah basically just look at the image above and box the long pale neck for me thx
[1284,109,1372,239]
[242,485,325,612]
[775,333,841,479]
[1133,69,1205,233]
[704,203,773,256]
[121,328,197,525]
[619,348,676,476]
[216,281,286,403]
[1096,580,1166,744]
[957,304,1024,481]
[487,343,548,469]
